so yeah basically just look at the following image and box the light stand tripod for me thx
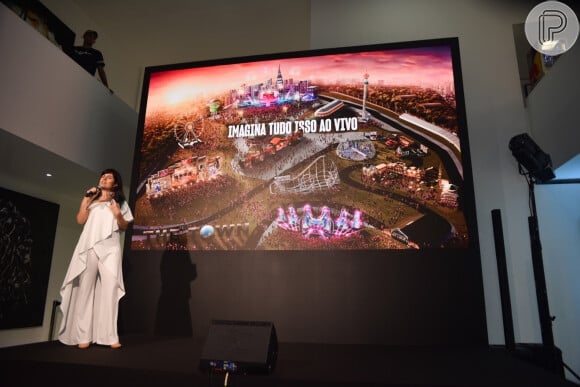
[518,164,563,377]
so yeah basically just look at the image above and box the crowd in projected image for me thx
[128,39,477,252]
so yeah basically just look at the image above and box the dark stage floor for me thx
[0,335,577,387]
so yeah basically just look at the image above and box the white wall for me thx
[526,11,580,379]
[0,4,138,180]
[311,0,541,346]
[536,183,580,380]
[310,0,579,379]
[0,0,310,347]
[0,171,80,347]
[526,41,580,170]
[0,4,136,346]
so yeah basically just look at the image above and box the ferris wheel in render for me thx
[174,116,203,148]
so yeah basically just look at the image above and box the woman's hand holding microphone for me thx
[85,186,102,198]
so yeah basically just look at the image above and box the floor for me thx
[0,335,577,387]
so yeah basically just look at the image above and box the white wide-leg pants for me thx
[67,248,120,345]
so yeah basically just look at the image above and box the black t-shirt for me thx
[70,46,105,75]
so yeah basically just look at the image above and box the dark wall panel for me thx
[120,248,487,346]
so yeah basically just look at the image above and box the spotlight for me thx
[509,133,555,183]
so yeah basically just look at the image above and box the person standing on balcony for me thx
[69,30,111,92]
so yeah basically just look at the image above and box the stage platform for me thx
[0,335,576,387]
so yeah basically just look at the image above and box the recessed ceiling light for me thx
[45,173,53,177]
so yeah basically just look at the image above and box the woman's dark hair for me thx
[101,168,126,206]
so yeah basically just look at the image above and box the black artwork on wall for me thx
[0,187,59,329]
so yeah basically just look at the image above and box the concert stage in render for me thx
[0,336,576,387]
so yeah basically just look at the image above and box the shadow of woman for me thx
[154,248,196,337]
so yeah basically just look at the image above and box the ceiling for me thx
[0,128,98,202]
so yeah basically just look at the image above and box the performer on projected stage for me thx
[58,168,133,349]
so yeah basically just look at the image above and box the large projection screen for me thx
[123,37,486,345]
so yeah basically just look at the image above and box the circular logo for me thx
[200,224,215,239]
[525,1,579,55]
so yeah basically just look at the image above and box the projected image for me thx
[130,41,473,251]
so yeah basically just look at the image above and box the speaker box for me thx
[199,320,278,374]
[491,209,515,351]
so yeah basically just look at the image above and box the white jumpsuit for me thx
[58,200,133,346]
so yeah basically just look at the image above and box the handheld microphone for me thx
[85,185,102,197]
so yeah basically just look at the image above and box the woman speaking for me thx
[58,168,133,349]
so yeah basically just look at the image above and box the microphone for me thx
[85,185,102,197]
